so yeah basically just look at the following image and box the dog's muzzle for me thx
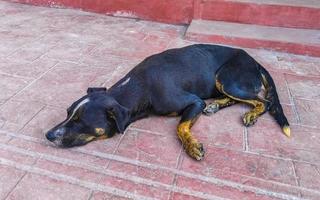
[45,127,65,143]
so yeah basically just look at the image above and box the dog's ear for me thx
[87,87,107,94]
[106,103,130,134]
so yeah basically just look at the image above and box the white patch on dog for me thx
[118,77,131,87]
[63,98,90,125]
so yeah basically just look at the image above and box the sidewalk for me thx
[0,1,320,199]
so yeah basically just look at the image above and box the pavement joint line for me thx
[1,128,319,166]
[0,61,60,109]
[291,161,303,198]
[0,71,34,80]
[315,165,320,175]
[243,127,249,152]
[87,127,129,200]
[245,150,319,163]
[128,127,177,138]
[4,31,52,59]
[282,71,320,79]
[17,105,47,133]
[281,68,320,78]
[0,135,231,200]
[75,44,99,65]
[0,124,4,131]
[289,123,320,130]
[86,191,94,200]
[29,42,60,63]
[3,153,40,200]
[284,77,301,124]
[0,143,307,200]
[101,63,125,87]
[42,103,68,110]
[0,157,156,200]
[42,57,81,65]
[292,96,320,102]
[0,143,229,200]
[0,131,315,200]
[168,148,184,200]
[291,162,300,187]
[3,169,28,200]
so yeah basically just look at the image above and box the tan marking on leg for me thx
[94,128,108,140]
[95,128,105,136]
[242,100,266,126]
[213,96,237,108]
[167,112,179,117]
[215,78,223,93]
[215,79,266,126]
[204,96,237,115]
[97,134,108,140]
[214,97,233,105]
[218,96,266,126]
[177,120,204,161]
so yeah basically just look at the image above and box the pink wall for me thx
[8,0,195,24]
[196,0,320,29]
[6,0,320,29]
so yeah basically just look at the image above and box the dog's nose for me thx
[45,127,65,142]
[46,131,56,142]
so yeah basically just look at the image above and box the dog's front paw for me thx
[185,140,205,161]
[203,103,219,115]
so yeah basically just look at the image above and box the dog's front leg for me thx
[177,99,206,161]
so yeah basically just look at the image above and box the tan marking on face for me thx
[84,136,96,142]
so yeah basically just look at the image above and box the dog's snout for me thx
[45,131,56,142]
[46,127,66,142]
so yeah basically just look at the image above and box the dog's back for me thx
[118,44,239,99]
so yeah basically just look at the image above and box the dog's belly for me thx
[183,78,220,99]
[150,82,221,116]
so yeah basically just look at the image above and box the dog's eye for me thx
[72,114,80,121]
[72,106,84,121]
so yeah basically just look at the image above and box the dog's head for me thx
[45,87,130,147]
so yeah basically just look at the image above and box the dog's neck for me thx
[108,76,150,121]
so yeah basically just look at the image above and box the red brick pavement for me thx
[0,1,320,200]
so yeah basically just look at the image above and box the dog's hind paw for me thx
[243,112,258,127]
[203,103,219,115]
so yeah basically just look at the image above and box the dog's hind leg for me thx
[216,79,268,127]
[177,96,206,161]
[240,99,267,127]
[203,96,237,115]
[215,50,269,127]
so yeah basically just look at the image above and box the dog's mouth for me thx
[48,133,107,148]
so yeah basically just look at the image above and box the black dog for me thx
[46,44,290,160]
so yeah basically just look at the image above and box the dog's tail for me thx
[259,65,290,137]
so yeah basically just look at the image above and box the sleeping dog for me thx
[46,44,290,161]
